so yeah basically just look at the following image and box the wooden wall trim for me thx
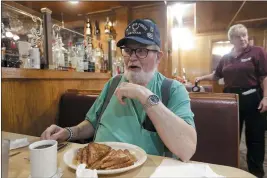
[131,2,164,9]
[189,92,238,100]
[2,68,111,80]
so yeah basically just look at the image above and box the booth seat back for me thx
[189,92,239,168]
[57,90,239,167]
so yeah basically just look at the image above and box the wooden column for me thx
[264,30,267,51]
[41,8,53,69]
[114,7,131,55]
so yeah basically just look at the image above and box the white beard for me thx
[124,68,157,85]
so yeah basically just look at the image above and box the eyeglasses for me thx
[120,47,159,59]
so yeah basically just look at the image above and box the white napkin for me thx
[28,168,63,178]
[150,159,225,178]
[10,138,30,150]
[76,164,98,178]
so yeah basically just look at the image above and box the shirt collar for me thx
[229,45,252,58]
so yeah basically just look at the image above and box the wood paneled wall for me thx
[2,70,109,136]
[174,28,267,85]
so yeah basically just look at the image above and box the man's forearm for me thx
[69,120,95,141]
[146,102,197,162]
[138,89,196,161]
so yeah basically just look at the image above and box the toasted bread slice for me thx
[100,149,130,169]
[74,148,83,164]
[90,149,116,169]
[105,160,134,170]
[123,149,137,162]
[81,147,88,165]
[87,143,111,166]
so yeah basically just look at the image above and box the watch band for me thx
[143,103,150,110]
[143,94,160,110]
[65,127,73,141]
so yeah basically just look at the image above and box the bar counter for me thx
[2,67,111,79]
[2,67,111,137]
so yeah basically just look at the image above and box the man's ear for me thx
[156,51,164,63]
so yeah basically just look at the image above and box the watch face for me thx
[149,95,160,105]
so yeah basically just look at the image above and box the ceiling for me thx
[196,1,267,33]
[7,1,267,33]
[14,1,159,22]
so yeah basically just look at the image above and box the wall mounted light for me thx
[169,3,195,50]
[69,1,79,4]
[172,27,194,50]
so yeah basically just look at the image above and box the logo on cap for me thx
[147,33,153,39]
[132,23,139,32]
[117,19,161,48]
[126,22,148,36]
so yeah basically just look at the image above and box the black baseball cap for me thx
[117,19,161,48]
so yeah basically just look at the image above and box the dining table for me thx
[2,131,255,178]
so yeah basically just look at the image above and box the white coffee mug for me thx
[29,140,58,178]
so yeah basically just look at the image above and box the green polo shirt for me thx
[85,72,194,156]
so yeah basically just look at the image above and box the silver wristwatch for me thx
[143,94,160,110]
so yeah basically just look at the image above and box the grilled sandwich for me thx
[87,143,111,166]
[74,143,136,170]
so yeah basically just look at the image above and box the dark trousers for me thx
[224,87,265,178]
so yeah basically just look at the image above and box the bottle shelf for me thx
[1,67,111,80]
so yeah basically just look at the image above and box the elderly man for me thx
[41,19,197,161]
[196,24,267,177]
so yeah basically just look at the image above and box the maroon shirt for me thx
[215,45,267,88]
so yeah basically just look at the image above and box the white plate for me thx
[63,142,147,175]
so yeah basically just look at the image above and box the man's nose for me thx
[129,51,138,61]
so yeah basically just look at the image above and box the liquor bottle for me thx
[1,46,6,67]
[103,55,108,73]
[182,68,188,83]
[94,43,102,72]
[64,48,69,68]
[94,20,100,36]
[85,18,92,37]
[83,45,88,72]
[76,43,84,72]
[104,17,112,34]
[68,41,77,70]
[87,41,95,72]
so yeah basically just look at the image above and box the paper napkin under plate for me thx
[150,159,225,178]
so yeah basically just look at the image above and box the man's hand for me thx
[41,125,69,142]
[258,97,267,113]
[114,82,153,105]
